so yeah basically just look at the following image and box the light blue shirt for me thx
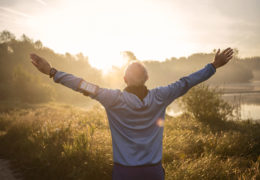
[54,63,216,166]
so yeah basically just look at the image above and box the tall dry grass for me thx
[0,86,259,179]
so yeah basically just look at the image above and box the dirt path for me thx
[0,159,20,180]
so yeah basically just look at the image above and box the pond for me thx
[167,92,260,121]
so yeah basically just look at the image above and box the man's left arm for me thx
[154,48,233,105]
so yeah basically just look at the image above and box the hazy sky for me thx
[0,0,260,70]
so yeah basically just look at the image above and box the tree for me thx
[121,51,137,62]
[34,40,43,49]
[21,34,33,44]
[0,30,15,43]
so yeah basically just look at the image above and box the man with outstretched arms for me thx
[30,48,233,180]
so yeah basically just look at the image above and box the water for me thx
[167,92,260,121]
[166,80,260,120]
[223,92,260,121]
[241,104,260,120]
[167,103,260,121]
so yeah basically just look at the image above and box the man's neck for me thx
[124,85,149,101]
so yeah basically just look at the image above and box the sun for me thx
[87,48,127,73]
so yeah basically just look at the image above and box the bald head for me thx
[124,61,148,86]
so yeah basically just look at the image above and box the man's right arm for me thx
[30,53,120,108]
[53,71,121,107]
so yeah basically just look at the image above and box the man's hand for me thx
[212,48,233,69]
[30,53,51,75]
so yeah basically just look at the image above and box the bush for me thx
[179,84,234,124]
[12,66,54,103]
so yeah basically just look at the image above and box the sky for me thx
[0,0,260,70]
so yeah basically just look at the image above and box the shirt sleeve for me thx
[154,63,216,106]
[53,71,120,108]
[53,71,83,91]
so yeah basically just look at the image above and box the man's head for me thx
[124,61,148,86]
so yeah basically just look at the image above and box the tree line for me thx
[0,30,259,103]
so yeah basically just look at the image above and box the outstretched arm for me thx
[30,53,84,92]
[155,48,234,105]
[30,53,120,107]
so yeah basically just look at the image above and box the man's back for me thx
[101,89,167,166]
[84,63,216,166]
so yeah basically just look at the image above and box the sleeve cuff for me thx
[209,63,216,73]
[53,71,63,83]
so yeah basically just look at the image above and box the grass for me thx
[0,103,259,180]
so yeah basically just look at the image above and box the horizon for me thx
[1,0,260,71]
[2,29,260,74]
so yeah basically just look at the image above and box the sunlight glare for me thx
[156,118,164,127]
[88,48,126,73]
[25,0,193,70]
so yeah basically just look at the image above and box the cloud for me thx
[35,0,46,6]
[0,0,19,7]
[0,7,32,18]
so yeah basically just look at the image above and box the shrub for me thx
[179,84,234,124]
[12,66,54,103]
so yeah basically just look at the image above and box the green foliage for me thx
[0,104,112,180]
[163,115,260,180]
[0,30,103,104]
[179,84,234,124]
[0,30,259,104]
[0,103,259,180]
[0,30,15,43]
[12,66,54,102]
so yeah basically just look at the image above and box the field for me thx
[0,100,259,180]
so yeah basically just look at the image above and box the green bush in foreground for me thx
[179,84,234,124]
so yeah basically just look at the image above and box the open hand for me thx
[30,53,51,75]
[212,48,233,69]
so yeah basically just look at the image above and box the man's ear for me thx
[124,76,128,85]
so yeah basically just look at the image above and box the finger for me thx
[226,56,233,61]
[223,47,231,52]
[223,47,231,54]
[31,60,38,66]
[227,48,233,53]
[226,55,233,60]
[216,49,220,55]
[31,61,38,68]
[30,53,38,59]
[226,48,233,54]
[225,49,233,56]
[226,50,233,57]
[31,58,38,64]
[30,53,42,62]
[30,54,38,62]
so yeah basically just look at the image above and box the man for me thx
[30,48,233,180]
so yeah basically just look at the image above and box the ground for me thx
[0,159,19,180]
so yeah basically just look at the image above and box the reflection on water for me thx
[167,104,260,121]
[241,104,260,120]
[167,92,260,121]
[223,92,260,120]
